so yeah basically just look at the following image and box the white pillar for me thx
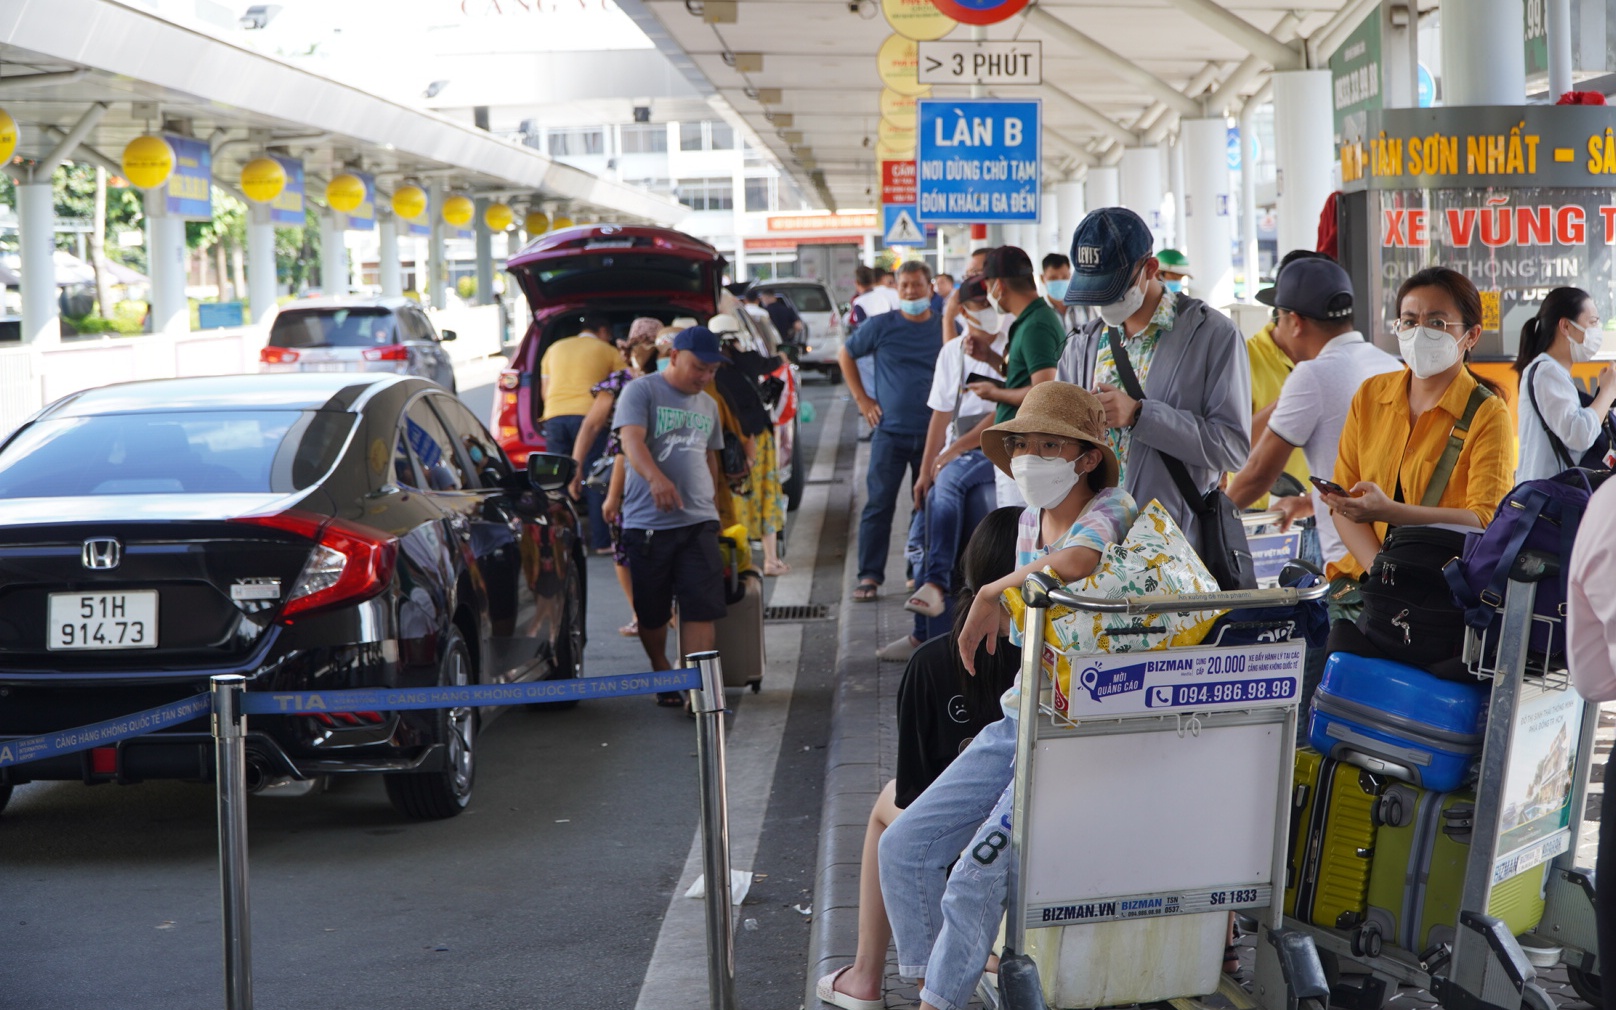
[474,198,494,305]
[18,181,59,345]
[1040,188,1060,257]
[1547,0,1573,100]
[247,202,278,323]
[1239,101,1261,297]
[1441,0,1526,105]
[1055,180,1085,258]
[378,212,402,298]
[1118,147,1164,247]
[1169,141,1187,250]
[146,188,189,334]
[1182,117,1235,307]
[1084,166,1119,212]
[429,182,446,309]
[320,213,348,295]
[1273,70,1334,263]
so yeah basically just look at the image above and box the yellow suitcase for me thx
[1287,749,1382,930]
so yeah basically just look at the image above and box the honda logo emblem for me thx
[81,537,122,570]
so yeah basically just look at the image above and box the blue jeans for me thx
[858,428,927,584]
[918,449,996,592]
[544,414,610,550]
[879,714,1019,1010]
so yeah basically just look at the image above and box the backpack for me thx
[1355,525,1472,673]
[1443,467,1613,656]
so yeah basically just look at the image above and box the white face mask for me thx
[1098,280,1146,328]
[1011,454,1084,510]
[1569,320,1604,363]
[1398,326,1464,379]
[963,306,999,333]
[986,282,1005,315]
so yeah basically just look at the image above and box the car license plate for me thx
[47,591,158,650]
[307,362,350,373]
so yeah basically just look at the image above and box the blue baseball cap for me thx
[671,326,731,364]
[1065,207,1155,306]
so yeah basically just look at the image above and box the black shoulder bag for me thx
[1525,358,1615,471]
[1107,328,1256,591]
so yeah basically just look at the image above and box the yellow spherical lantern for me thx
[239,157,286,203]
[0,108,17,165]
[122,134,176,190]
[442,194,475,228]
[551,215,575,231]
[484,202,514,232]
[524,211,550,236]
[326,173,366,214]
[392,184,427,221]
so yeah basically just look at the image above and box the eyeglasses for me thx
[1002,435,1091,461]
[1388,317,1469,336]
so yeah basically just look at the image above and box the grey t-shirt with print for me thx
[612,372,725,530]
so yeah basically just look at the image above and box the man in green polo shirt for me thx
[963,245,1066,506]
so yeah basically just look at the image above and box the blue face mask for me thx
[1163,279,1184,294]
[1045,278,1070,303]
[656,356,671,372]
[899,297,931,315]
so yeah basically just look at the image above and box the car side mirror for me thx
[526,452,576,492]
[440,329,457,342]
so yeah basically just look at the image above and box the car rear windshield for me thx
[524,252,708,299]
[774,287,832,312]
[0,410,355,498]
[270,308,397,348]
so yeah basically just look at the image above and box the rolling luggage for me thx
[1360,783,1546,957]
[1287,749,1382,930]
[714,568,765,691]
[1308,652,1487,792]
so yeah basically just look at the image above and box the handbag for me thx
[581,453,614,493]
[1524,358,1615,470]
[1106,329,1256,591]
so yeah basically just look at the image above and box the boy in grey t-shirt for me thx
[612,326,731,705]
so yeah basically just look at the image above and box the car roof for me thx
[508,224,720,269]
[39,373,421,418]
[278,295,417,312]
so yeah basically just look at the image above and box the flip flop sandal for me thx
[764,561,791,576]
[815,966,883,1010]
[618,621,639,637]
[852,582,879,602]
[903,583,945,617]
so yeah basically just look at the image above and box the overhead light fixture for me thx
[768,113,794,128]
[755,88,783,104]
[239,3,282,29]
[633,105,652,123]
[424,80,450,99]
[703,0,737,22]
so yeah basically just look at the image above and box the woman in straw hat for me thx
[877,382,1137,1010]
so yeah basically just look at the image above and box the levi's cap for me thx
[1065,207,1154,306]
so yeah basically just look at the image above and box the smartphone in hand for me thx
[1309,475,1358,497]
[965,372,1006,389]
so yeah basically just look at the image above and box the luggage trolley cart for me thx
[1289,550,1603,1010]
[991,571,1335,1010]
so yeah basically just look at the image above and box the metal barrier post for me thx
[687,650,738,1010]
[210,675,253,1010]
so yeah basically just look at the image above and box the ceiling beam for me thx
[1042,84,1140,147]
[1022,7,1203,118]
[1204,12,1302,116]
[1306,0,1383,68]
[1158,0,1302,70]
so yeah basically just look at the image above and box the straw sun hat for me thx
[980,382,1120,490]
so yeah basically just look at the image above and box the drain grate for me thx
[764,604,832,622]
[803,477,845,485]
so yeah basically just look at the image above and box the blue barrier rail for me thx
[0,669,703,771]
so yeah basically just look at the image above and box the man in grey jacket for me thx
[1056,208,1251,543]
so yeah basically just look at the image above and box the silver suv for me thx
[752,280,846,382]
[260,296,458,392]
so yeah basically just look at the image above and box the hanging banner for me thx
[877,34,927,97]
[269,156,306,226]
[164,135,212,221]
[916,98,1041,223]
[344,171,376,232]
[882,159,917,206]
[881,0,955,41]
[881,87,926,125]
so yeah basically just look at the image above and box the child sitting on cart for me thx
[879,382,1136,1010]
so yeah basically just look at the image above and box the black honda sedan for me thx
[0,373,586,819]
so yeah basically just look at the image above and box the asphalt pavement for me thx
[0,364,857,1010]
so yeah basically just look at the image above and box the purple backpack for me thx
[1443,467,1611,655]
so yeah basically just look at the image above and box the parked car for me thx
[260,296,458,393]
[492,224,802,507]
[753,279,847,382]
[0,373,585,820]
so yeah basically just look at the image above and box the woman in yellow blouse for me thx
[1319,267,1515,596]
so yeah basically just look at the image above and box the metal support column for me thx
[247,202,277,324]
[378,211,402,298]
[320,212,348,296]
[687,650,737,1010]
[429,182,447,310]
[1182,117,1234,306]
[1272,70,1334,262]
[1084,165,1119,212]
[146,188,190,334]
[1441,0,1526,105]
[211,674,253,1010]
[17,181,58,344]
[473,198,494,305]
[1118,147,1164,246]
[1040,187,1059,258]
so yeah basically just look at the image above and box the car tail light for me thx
[494,369,526,452]
[233,511,398,618]
[497,371,520,391]
[90,748,117,774]
[260,347,300,364]
[362,344,409,362]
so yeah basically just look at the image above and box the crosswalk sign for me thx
[884,206,925,245]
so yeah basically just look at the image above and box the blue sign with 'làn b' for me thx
[916,98,1040,223]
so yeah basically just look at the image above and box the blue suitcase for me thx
[1307,652,1487,792]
